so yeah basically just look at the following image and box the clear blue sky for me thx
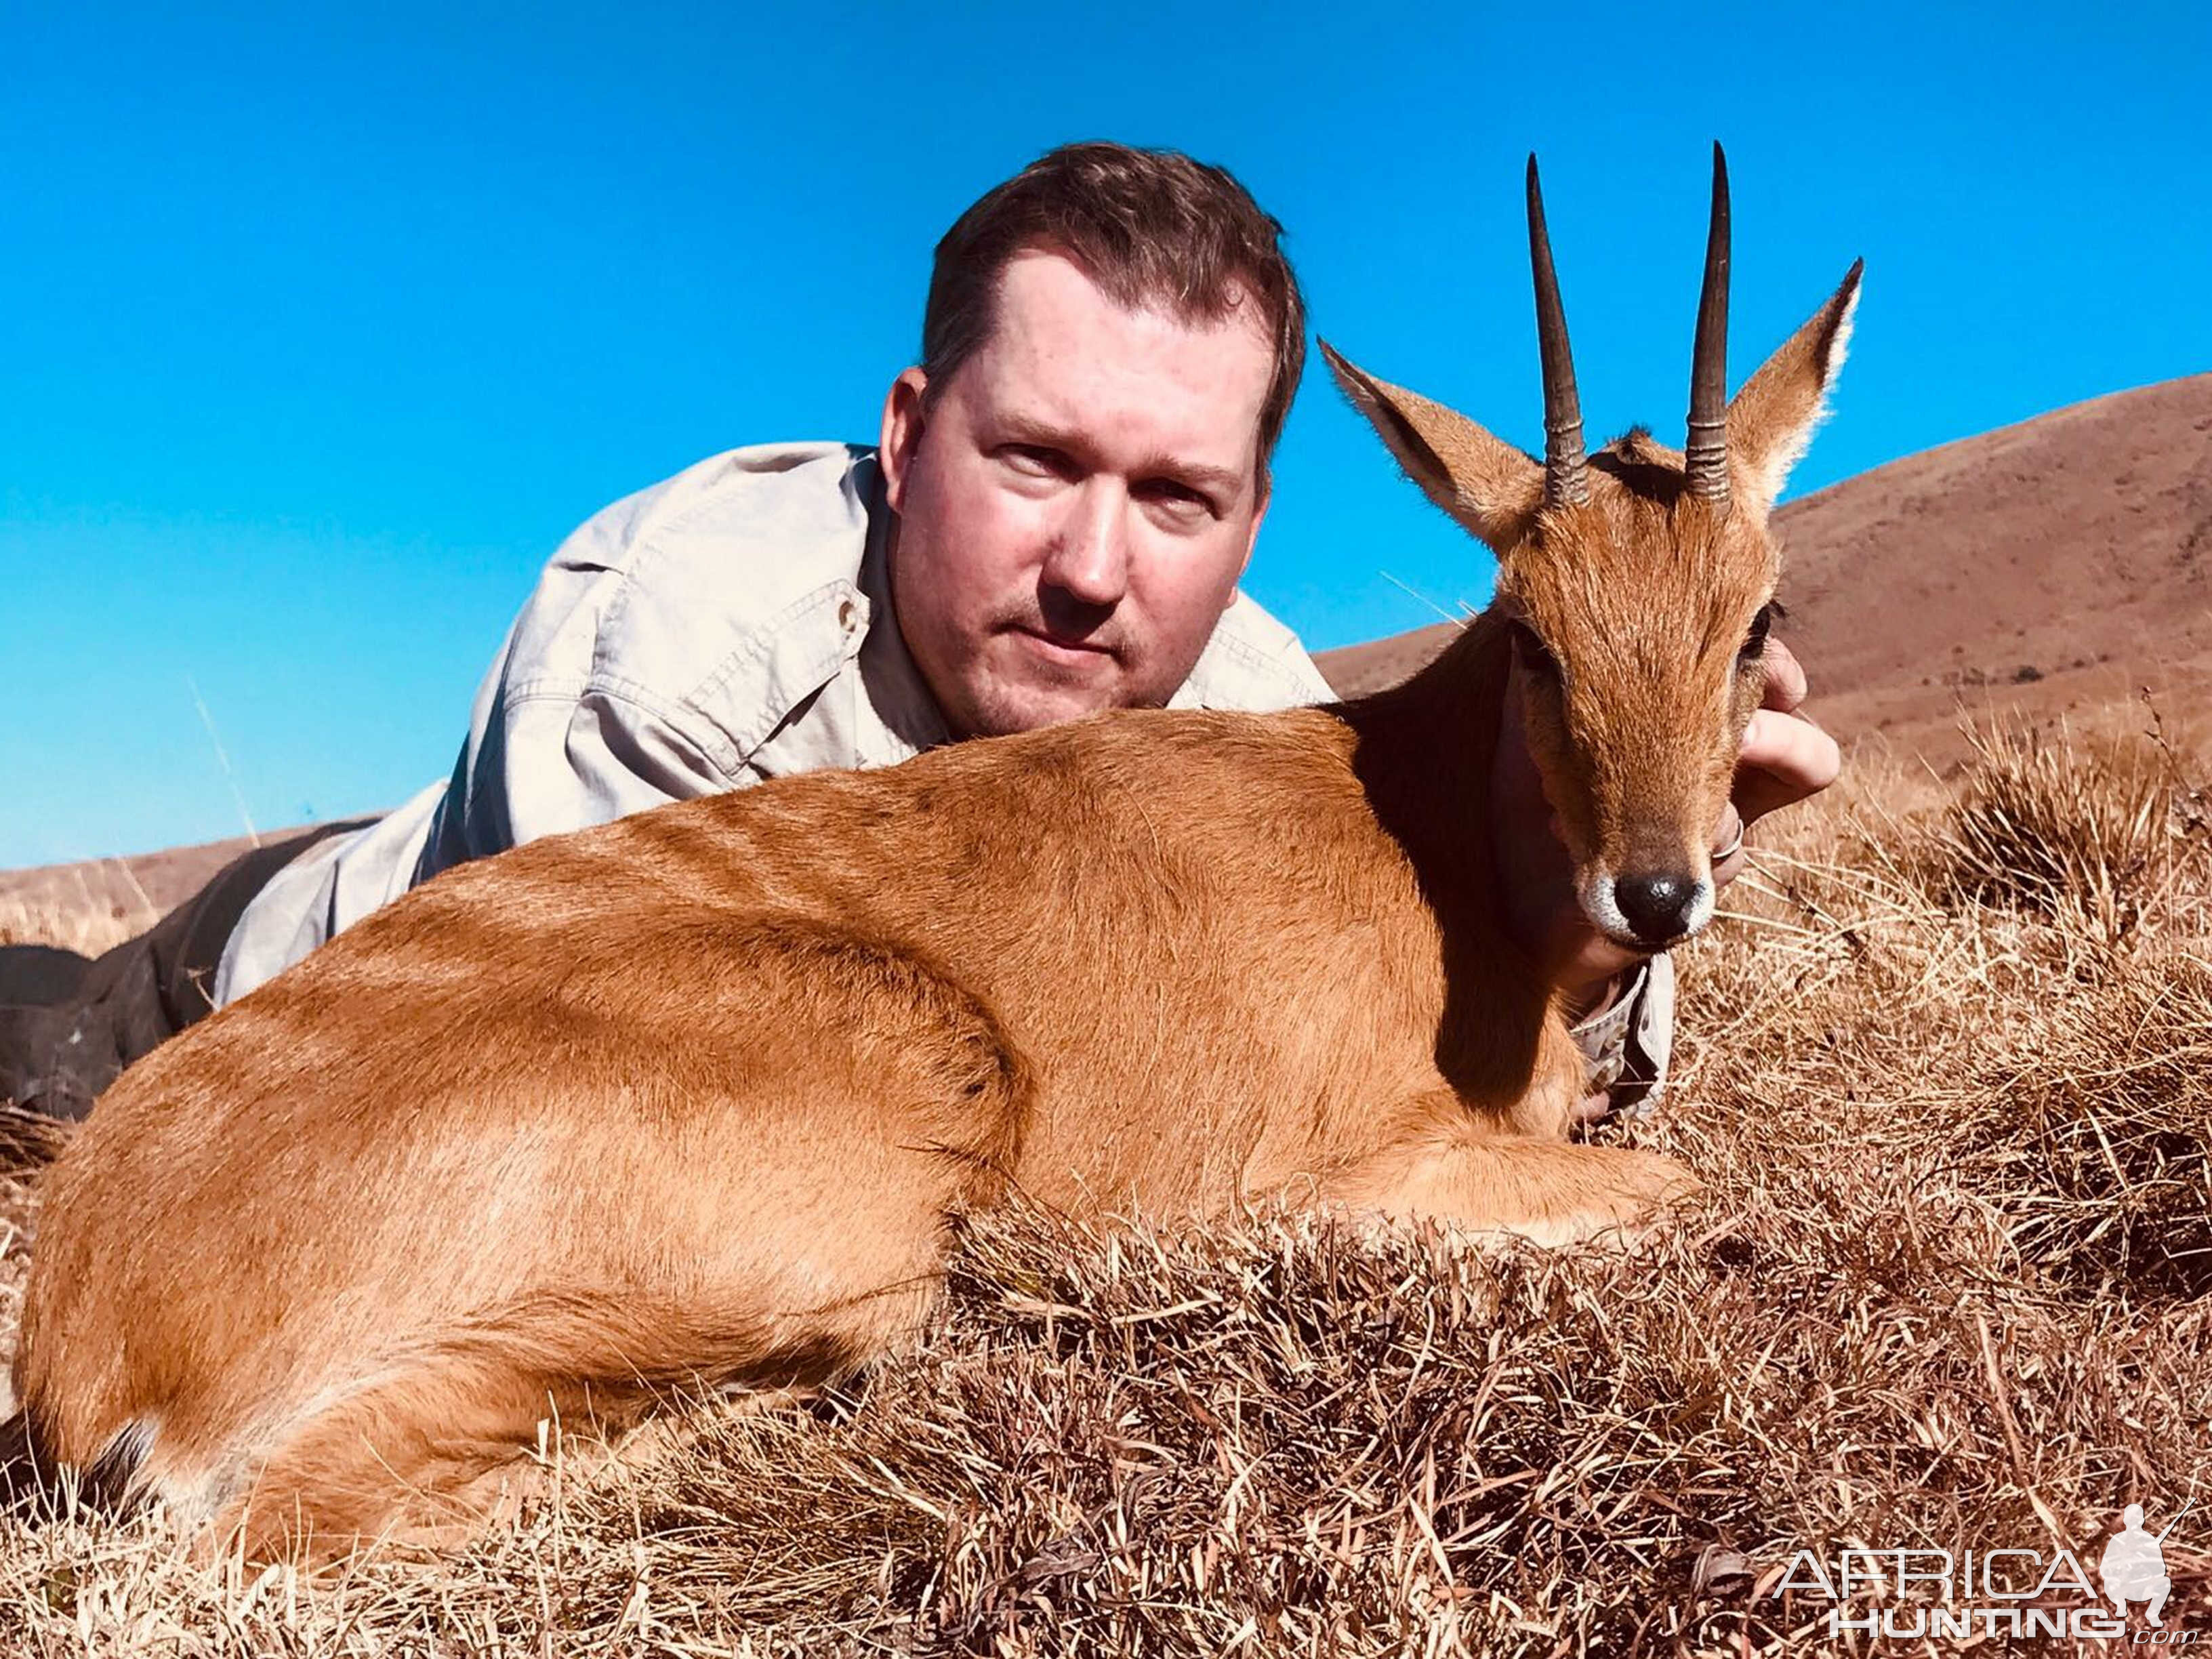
[5,2,2206,867]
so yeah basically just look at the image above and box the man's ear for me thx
[1234,479,1270,585]
[1725,261,1862,517]
[878,366,929,513]
[1318,341,1544,556]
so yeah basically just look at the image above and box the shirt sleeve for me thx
[218,446,870,1005]
[1567,951,1676,1118]
[420,680,748,882]
[415,448,872,882]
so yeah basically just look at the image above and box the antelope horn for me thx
[1685,142,1732,506]
[1525,155,1589,508]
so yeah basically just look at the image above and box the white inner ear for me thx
[1741,283,1859,514]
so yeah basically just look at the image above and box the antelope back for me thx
[1322,147,1860,950]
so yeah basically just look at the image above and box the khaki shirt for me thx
[212,439,1671,1109]
[213,443,1332,1004]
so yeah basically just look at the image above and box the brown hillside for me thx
[0,830,279,956]
[1317,373,2212,759]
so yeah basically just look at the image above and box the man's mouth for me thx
[1010,625,1115,668]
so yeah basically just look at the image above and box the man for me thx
[0,141,1839,1121]
[2100,1504,2174,1626]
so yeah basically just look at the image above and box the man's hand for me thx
[1490,634,1842,1017]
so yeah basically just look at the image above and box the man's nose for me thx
[1040,485,1130,610]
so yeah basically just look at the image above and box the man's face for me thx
[879,247,1275,738]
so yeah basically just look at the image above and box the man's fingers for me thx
[1740,708,1842,794]
[1734,708,1843,825]
[1709,802,1748,891]
[1759,634,1809,714]
[1734,632,1837,830]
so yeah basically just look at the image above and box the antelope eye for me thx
[1511,621,1562,680]
[1739,603,1776,663]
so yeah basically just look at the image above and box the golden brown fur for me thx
[9,178,1862,1563]
[16,668,1648,1555]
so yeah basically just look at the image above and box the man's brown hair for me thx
[922,141,1307,491]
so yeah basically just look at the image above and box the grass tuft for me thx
[1914,714,2207,954]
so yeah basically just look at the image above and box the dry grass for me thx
[1,700,2209,1654]
[1906,706,2208,958]
[0,898,149,960]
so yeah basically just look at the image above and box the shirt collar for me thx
[850,453,954,767]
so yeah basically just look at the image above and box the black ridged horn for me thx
[1525,155,1589,508]
[1685,142,1732,507]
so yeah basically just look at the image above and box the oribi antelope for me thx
[7,147,1860,1561]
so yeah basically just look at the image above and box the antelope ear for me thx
[1319,341,1544,555]
[1725,260,1863,516]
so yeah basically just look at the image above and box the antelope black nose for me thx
[1614,872,1697,943]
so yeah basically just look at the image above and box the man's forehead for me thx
[965,248,1273,471]
[990,245,1269,347]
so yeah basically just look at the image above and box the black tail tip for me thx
[0,1409,144,1522]
[0,1410,49,1512]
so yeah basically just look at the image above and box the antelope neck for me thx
[1337,611,1513,940]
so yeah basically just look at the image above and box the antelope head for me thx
[1322,146,1861,953]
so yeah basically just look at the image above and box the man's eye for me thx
[1136,480,1213,520]
[1001,445,1069,478]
